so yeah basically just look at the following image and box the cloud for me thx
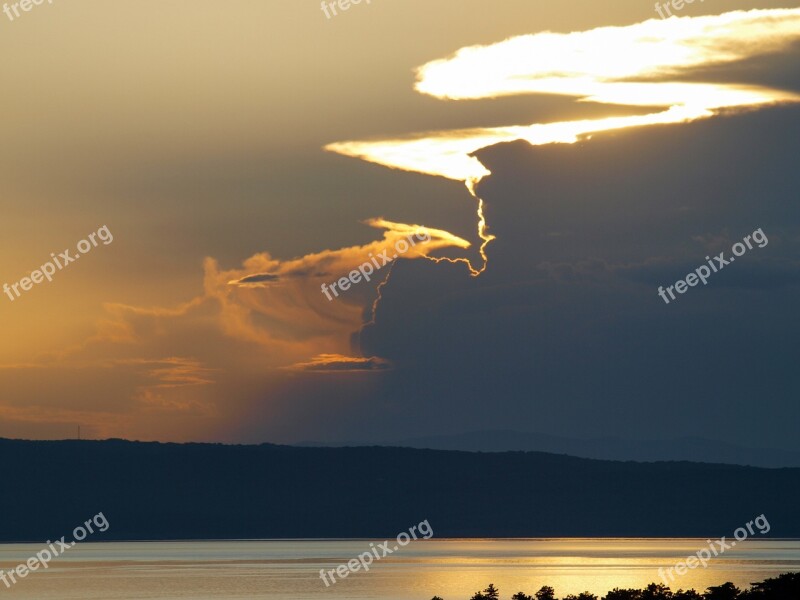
[229,273,281,287]
[415,9,800,101]
[5,8,800,447]
[113,357,217,389]
[619,258,800,291]
[203,219,473,349]
[0,218,468,440]
[328,9,800,185]
[284,354,393,373]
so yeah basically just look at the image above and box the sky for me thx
[1,0,799,450]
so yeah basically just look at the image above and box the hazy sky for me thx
[2,0,799,448]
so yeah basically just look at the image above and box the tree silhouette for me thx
[437,572,800,600]
[703,582,739,600]
[471,584,500,600]
[604,589,641,600]
[641,583,672,599]
[740,572,800,599]
[673,590,703,600]
[536,586,557,600]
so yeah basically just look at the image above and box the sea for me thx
[0,538,798,599]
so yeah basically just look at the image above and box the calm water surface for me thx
[0,539,798,599]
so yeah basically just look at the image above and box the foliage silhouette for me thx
[472,584,501,600]
[430,573,800,600]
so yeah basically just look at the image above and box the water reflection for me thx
[0,538,798,599]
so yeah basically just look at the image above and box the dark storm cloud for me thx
[352,105,800,450]
[619,258,800,291]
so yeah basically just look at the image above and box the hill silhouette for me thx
[296,431,800,468]
[1,438,799,541]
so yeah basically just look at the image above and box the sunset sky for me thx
[2,0,799,448]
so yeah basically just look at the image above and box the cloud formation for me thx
[328,8,800,184]
[4,7,800,446]
[285,354,393,373]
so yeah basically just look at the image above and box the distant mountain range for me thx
[2,437,799,542]
[296,430,800,468]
